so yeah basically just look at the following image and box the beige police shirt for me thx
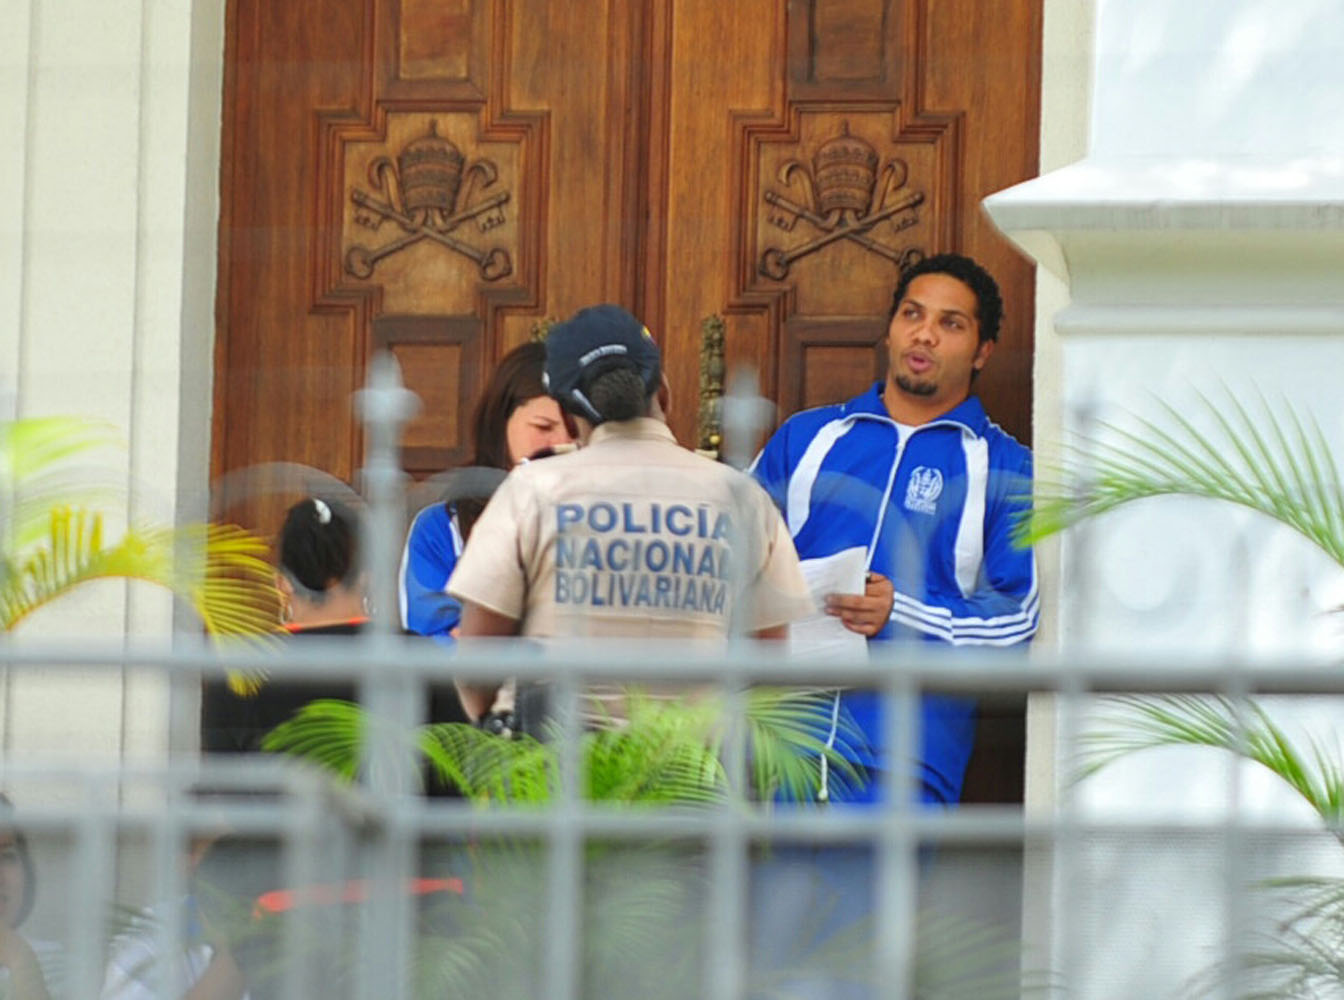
[447,418,814,639]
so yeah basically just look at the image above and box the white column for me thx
[987,0,1344,993]
[0,0,224,764]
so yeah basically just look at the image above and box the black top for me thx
[200,622,468,754]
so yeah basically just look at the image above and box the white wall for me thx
[1090,0,1344,162]
[989,0,1344,994]
[0,0,225,766]
[1022,0,1095,815]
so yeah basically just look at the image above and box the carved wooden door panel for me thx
[214,0,1039,492]
[214,1,646,493]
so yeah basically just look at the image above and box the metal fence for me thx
[5,638,1344,999]
[2,357,1341,999]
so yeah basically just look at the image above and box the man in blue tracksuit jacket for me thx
[751,252,1038,806]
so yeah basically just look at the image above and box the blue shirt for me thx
[751,382,1038,803]
[399,503,464,644]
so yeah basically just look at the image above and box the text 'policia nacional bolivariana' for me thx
[553,501,734,615]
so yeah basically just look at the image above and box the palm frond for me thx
[0,509,280,691]
[419,721,554,802]
[262,699,367,780]
[1259,875,1344,927]
[1079,695,1344,835]
[0,506,280,693]
[172,522,282,694]
[0,417,124,551]
[742,687,867,803]
[0,416,121,477]
[1017,389,1344,569]
[582,843,706,996]
[414,919,540,999]
[583,693,725,804]
[915,908,1056,999]
[0,509,176,627]
[265,686,862,807]
[747,903,1053,1000]
[264,691,1049,1000]
[262,698,433,793]
[1178,875,1344,999]
[0,417,280,672]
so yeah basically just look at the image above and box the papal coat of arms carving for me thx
[759,123,925,280]
[344,121,513,282]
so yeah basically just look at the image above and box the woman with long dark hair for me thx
[399,341,571,642]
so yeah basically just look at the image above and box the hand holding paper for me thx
[788,546,869,660]
[825,571,894,637]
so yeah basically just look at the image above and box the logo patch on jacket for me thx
[904,466,943,514]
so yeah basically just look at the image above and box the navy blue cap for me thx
[543,304,661,422]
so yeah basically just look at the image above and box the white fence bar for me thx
[4,635,1344,692]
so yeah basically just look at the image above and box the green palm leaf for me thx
[1016,389,1344,568]
[584,692,726,804]
[1079,694,1344,997]
[263,698,445,793]
[265,687,864,806]
[265,695,1044,1000]
[740,687,866,803]
[1175,875,1344,998]
[914,908,1056,999]
[418,720,554,802]
[1080,695,1344,835]
[263,700,369,780]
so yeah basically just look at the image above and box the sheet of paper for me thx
[788,546,869,661]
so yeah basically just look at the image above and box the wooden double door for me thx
[213,0,1040,799]
[214,0,1040,483]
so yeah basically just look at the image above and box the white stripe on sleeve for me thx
[953,434,988,598]
[784,418,855,538]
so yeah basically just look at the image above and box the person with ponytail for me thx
[449,305,813,723]
[201,497,370,753]
[273,497,367,637]
[202,497,468,755]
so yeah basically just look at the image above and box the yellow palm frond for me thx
[168,522,282,639]
[0,417,124,552]
[0,507,282,686]
[0,416,284,695]
[176,522,284,695]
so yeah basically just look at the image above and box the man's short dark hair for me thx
[888,253,1003,344]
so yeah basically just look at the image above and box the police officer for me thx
[447,303,813,721]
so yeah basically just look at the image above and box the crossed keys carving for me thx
[758,124,926,280]
[344,121,513,282]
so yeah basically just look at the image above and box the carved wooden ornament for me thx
[759,122,925,280]
[344,120,513,282]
